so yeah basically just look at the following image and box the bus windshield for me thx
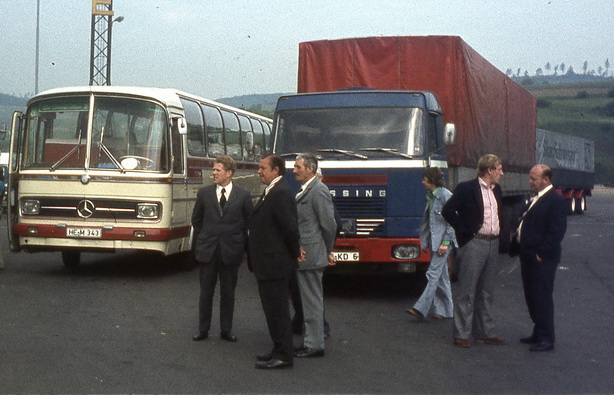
[275,107,425,158]
[22,95,169,172]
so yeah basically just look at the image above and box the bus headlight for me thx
[21,199,41,215]
[392,245,419,260]
[136,203,159,219]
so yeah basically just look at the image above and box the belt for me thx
[474,233,499,241]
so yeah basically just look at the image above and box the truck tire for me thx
[575,196,586,215]
[567,198,576,215]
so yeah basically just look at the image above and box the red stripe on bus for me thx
[14,224,191,241]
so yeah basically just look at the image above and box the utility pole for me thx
[89,0,122,86]
[35,0,40,94]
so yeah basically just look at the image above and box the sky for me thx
[1,0,613,100]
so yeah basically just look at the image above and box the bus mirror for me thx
[244,131,254,153]
[443,123,456,145]
[175,117,188,135]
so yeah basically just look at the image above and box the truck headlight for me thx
[392,245,420,260]
[21,199,40,215]
[136,203,159,219]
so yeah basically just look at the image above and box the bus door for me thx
[171,117,189,227]
[7,111,24,252]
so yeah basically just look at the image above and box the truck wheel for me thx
[567,198,576,215]
[62,251,81,270]
[575,196,586,215]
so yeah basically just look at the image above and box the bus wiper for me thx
[49,130,84,172]
[98,126,125,172]
[360,148,414,159]
[316,149,368,160]
[280,153,301,158]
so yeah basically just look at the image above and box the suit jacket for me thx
[441,178,503,248]
[248,179,301,281]
[191,184,253,265]
[296,178,337,270]
[419,187,458,251]
[517,188,567,263]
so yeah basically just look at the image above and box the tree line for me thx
[506,59,611,79]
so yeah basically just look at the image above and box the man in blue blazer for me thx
[293,153,337,358]
[515,164,567,352]
[191,155,253,343]
[442,154,506,348]
[249,155,301,369]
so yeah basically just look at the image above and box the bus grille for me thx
[22,197,157,221]
[333,197,385,237]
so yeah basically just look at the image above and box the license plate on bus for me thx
[66,227,102,239]
[333,252,360,262]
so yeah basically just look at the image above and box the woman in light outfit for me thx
[406,167,457,320]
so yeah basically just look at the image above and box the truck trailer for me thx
[272,36,593,274]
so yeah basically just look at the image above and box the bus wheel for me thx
[62,251,81,270]
[575,196,586,215]
[170,251,197,271]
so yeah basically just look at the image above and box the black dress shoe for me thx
[255,359,293,369]
[520,335,539,344]
[256,353,272,362]
[220,332,237,342]
[192,332,208,341]
[295,347,325,358]
[530,341,554,352]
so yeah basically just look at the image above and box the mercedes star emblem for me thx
[77,200,95,218]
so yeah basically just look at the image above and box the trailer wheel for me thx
[62,251,81,270]
[575,196,586,215]
[567,198,576,215]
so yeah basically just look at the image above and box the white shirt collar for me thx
[264,176,283,196]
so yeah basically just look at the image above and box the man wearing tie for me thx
[293,153,336,358]
[191,155,253,343]
[514,164,567,352]
[249,155,301,369]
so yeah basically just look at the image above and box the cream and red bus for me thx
[8,86,271,269]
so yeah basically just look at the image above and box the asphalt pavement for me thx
[0,188,613,393]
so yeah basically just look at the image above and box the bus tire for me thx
[62,251,81,270]
[171,251,197,271]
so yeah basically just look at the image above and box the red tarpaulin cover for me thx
[297,36,536,171]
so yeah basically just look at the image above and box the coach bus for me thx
[7,86,271,269]
[273,90,455,274]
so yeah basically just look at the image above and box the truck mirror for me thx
[444,123,456,145]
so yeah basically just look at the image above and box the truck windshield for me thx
[275,107,425,158]
[22,95,169,172]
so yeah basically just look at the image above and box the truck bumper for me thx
[332,237,429,273]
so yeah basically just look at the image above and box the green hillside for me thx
[525,81,614,185]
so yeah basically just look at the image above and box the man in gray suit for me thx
[293,153,337,358]
[191,155,253,342]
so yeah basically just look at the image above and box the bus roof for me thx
[31,86,271,121]
[275,90,443,114]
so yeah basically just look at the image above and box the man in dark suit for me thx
[293,153,337,358]
[442,154,507,348]
[514,164,567,352]
[249,154,301,369]
[191,155,253,343]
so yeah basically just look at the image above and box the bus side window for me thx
[238,114,253,161]
[252,119,264,160]
[221,110,242,160]
[171,121,184,174]
[180,98,206,157]
[263,122,272,154]
[202,104,224,158]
